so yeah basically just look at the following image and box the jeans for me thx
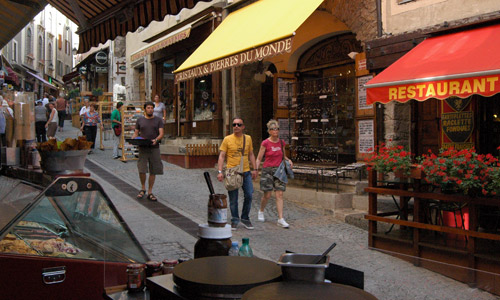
[35,121,47,143]
[113,132,121,157]
[57,110,66,128]
[228,171,253,224]
[84,125,97,149]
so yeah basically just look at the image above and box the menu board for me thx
[278,78,294,107]
[357,75,374,113]
[358,119,374,154]
[278,118,293,143]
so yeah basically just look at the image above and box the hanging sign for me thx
[441,96,474,150]
[95,51,108,65]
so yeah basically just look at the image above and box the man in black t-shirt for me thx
[132,101,164,201]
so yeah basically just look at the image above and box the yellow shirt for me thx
[220,134,253,171]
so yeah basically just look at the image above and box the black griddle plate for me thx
[173,256,282,298]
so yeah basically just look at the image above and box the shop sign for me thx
[95,51,108,65]
[131,27,191,62]
[442,111,474,143]
[368,74,500,103]
[444,96,471,112]
[175,37,293,82]
[95,66,108,73]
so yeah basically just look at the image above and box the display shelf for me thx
[289,77,339,166]
[119,106,143,162]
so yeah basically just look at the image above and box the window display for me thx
[161,60,176,122]
[0,177,148,263]
[193,75,213,121]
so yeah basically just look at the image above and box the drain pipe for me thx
[376,0,383,37]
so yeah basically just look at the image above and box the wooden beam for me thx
[67,0,88,29]
[7,0,41,10]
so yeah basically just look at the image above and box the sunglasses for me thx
[232,123,243,127]
[269,127,279,131]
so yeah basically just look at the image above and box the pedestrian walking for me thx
[55,93,67,132]
[153,94,166,122]
[255,119,293,228]
[80,104,103,153]
[217,117,258,230]
[42,93,49,106]
[45,102,58,139]
[0,104,5,148]
[34,100,47,143]
[132,102,164,201]
[111,101,123,159]
[79,98,90,126]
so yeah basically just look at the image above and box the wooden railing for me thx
[365,169,500,295]
[185,144,219,156]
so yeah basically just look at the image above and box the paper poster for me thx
[358,119,374,153]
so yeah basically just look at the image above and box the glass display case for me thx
[0,176,149,299]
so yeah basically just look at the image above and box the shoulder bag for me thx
[113,125,122,136]
[273,140,294,183]
[224,135,245,191]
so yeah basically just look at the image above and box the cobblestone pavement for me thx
[56,123,498,300]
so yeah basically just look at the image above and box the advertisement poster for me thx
[357,75,373,111]
[441,96,474,150]
[278,78,294,107]
[358,119,374,154]
[278,118,293,143]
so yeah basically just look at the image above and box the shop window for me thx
[26,28,32,56]
[12,41,17,62]
[179,81,187,121]
[38,35,43,62]
[160,60,175,122]
[193,75,213,121]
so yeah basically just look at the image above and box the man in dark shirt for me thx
[132,101,164,201]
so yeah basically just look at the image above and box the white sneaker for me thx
[277,218,289,228]
[258,211,265,222]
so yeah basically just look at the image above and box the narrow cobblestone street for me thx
[57,123,498,300]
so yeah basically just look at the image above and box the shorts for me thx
[137,147,164,175]
[260,167,286,192]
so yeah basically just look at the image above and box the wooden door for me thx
[138,71,145,103]
[413,99,440,155]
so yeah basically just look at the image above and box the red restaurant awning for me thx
[365,24,500,104]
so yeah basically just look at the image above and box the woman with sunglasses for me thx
[255,119,293,228]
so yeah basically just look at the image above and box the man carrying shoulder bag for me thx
[217,117,258,231]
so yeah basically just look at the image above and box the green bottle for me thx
[238,238,253,257]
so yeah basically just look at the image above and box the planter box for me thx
[161,153,218,169]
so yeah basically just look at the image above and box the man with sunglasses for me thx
[217,118,258,230]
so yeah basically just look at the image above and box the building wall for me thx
[382,0,500,35]
[2,5,76,94]
[125,0,223,102]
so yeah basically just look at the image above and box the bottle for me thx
[208,194,228,227]
[238,238,253,257]
[228,241,239,256]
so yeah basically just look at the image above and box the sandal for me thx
[147,194,158,201]
[137,190,146,199]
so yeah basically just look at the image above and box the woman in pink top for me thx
[256,119,293,228]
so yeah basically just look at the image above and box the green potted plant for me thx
[92,88,103,97]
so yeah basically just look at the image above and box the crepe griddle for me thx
[242,282,378,300]
[173,256,281,298]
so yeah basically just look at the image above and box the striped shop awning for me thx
[47,0,210,53]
